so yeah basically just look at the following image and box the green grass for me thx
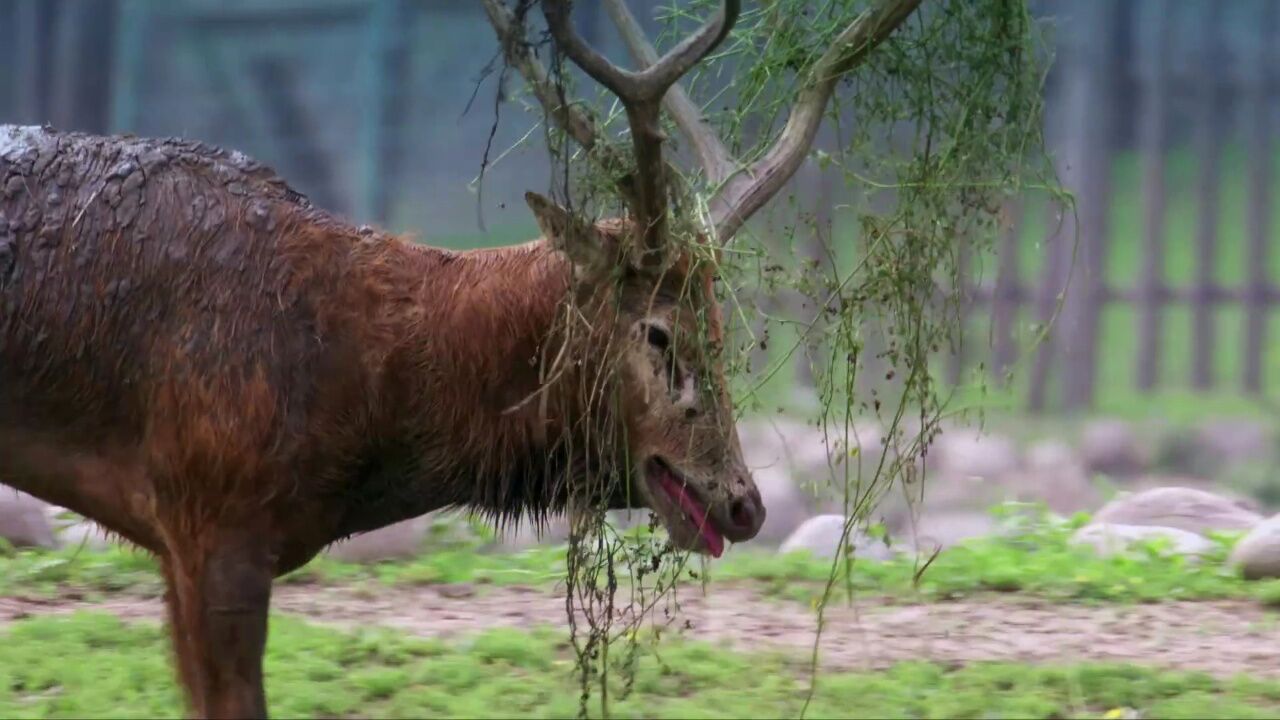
[2,611,1279,719]
[6,506,1279,607]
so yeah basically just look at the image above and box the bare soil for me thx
[3,583,1278,678]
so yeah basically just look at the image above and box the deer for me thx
[0,0,921,717]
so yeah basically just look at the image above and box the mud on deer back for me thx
[0,122,763,715]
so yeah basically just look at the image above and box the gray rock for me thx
[1092,486,1263,537]
[999,463,1100,516]
[1070,523,1215,559]
[747,465,813,546]
[492,515,572,551]
[898,510,998,551]
[1196,419,1273,469]
[0,490,57,549]
[738,417,888,507]
[56,520,114,552]
[1025,440,1081,473]
[778,514,896,561]
[1080,419,1148,477]
[325,517,431,563]
[931,429,1020,481]
[1228,514,1280,580]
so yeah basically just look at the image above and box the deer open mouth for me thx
[644,457,726,558]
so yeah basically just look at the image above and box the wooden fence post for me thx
[1136,0,1170,393]
[1028,199,1068,413]
[109,0,148,133]
[1242,0,1275,395]
[947,238,972,388]
[1190,1,1223,391]
[990,201,1023,385]
[14,0,45,124]
[1057,0,1116,412]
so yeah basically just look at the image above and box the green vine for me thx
[487,1,1066,717]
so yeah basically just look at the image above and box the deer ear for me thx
[525,192,575,242]
[525,191,621,277]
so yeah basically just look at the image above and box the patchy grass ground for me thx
[4,507,1280,718]
[8,508,1278,607]
[3,611,1280,719]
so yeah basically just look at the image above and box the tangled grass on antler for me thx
[482,1,1065,717]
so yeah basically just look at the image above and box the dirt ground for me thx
[3,583,1278,678]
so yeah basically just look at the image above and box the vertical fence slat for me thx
[1057,0,1116,412]
[990,201,1023,385]
[1191,1,1223,391]
[15,0,43,123]
[1136,0,1170,392]
[1242,0,1275,394]
[946,240,971,387]
[51,0,96,130]
[0,3,12,118]
[1028,200,1068,412]
[109,0,148,133]
[358,0,398,225]
[795,154,836,391]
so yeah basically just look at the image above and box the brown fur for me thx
[0,125,762,718]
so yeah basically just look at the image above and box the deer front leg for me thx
[167,527,276,719]
[161,558,206,717]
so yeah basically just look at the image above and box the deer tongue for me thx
[656,472,724,558]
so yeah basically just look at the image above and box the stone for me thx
[1070,523,1215,560]
[1195,419,1272,470]
[492,516,571,551]
[56,520,114,552]
[325,517,430,563]
[1228,514,1280,580]
[897,510,998,551]
[606,509,651,533]
[420,511,486,547]
[1091,486,1263,537]
[1080,419,1148,477]
[1025,440,1080,472]
[999,462,1100,516]
[931,429,1020,481]
[737,417,888,506]
[0,490,57,549]
[746,465,813,545]
[1125,476,1265,516]
[778,514,897,561]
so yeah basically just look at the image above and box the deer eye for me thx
[641,323,684,390]
[645,324,670,352]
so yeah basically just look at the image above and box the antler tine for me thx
[482,0,599,150]
[604,0,736,185]
[541,0,739,104]
[708,0,925,243]
[539,0,739,266]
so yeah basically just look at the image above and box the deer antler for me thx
[602,0,735,185]
[484,0,923,252]
[481,0,600,151]
[482,0,737,268]
[603,0,925,244]
[539,0,739,266]
[708,0,924,242]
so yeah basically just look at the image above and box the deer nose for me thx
[726,485,765,541]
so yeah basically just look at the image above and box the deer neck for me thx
[374,237,615,525]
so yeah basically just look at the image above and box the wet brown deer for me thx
[0,0,920,716]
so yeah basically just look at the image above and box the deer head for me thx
[484,0,923,555]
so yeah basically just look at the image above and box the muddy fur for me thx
[0,124,595,561]
[0,125,764,717]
